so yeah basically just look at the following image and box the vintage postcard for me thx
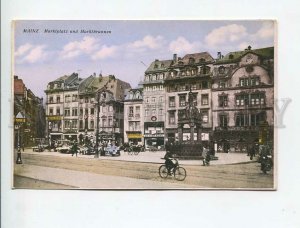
[13,20,275,189]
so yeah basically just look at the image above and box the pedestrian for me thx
[202,146,210,166]
[249,145,255,160]
[71,141,78,157]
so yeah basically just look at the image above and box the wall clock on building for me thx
[151,116,157,121]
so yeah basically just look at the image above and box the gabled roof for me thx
[216,47,274,64]
[181,52,214,63]
[145,59,173,73]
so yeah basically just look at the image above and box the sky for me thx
[13,20,275,98]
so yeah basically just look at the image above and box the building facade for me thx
[143,59,172,149]
[45,73,82,142]
[164,53,214,144]
[14,76,46,147]
[211,46,274,152]
[45,73,131,145]
[123,85,144,145]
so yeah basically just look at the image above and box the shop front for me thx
[144,122,165,149]
[127,132,143,145]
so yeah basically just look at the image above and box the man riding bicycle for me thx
[164,151,176,174]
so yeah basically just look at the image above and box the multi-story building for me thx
[77,74,131,144]
[14,76,46,147]
[164,53,214,144]
[45,73,82,142]
[123,84,144,145]
[143,59,172,149]
[211,46,274,152]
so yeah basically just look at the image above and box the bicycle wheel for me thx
[159,165,169,178]
[174,166,186,181]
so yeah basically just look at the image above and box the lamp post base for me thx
[16,150,22,164]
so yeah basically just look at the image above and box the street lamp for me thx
[15,112,25,164]
[95,91,105,158]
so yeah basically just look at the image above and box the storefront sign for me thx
[144,133,164,138]
[127,133,142,139]
[15,118,25,123]
[47,116,62,121]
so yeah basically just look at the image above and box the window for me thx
[169,97,175,107]
[153,86,157,91]
[145,75,149,81]
[102,106,107,113]
[56,108,60,115]
[159,85,163,91]
[152,97,156,103]
[218,66,225,74]
[179,84,186,91]
[250,114,259,126]
[193,94,197,106]
[191,84,197,90]
[201,81,208,89]
[80,108,83,116]
[57,96,61,103]
[72,95,78,102]
[235,114,249,127]
[146,97,149,103]
[64,120,71,129]
[179,95,186,107]
[79,120,83,129]
[49,108,53,115]
[72,120,77,129]
[64,109,70,116]
[145,109,149,116]
[201,94,209,105]
[129,106,134,117]
[109,105,113,112]
[85,108,88,115]
[135,106,140,117]
[65,95,71,103]
[200,66,210,75]
[152,75,157,81]
[240,78,250,87]
[85,97,89,103]
[250,77,260,86]
[169,112,175,124]
[219,115,228,127]
[250,93,265,106]
[109,119,113,127]
[201,110,208,123]
[49,96,53,103]
[236,94,249,106]
[219,95,228,107]
[102,119,107,127]
[159,109,163,115]
[152,109,156,115]
[90,108,94,115]
[72,108,78,116]
[189,58,195,64]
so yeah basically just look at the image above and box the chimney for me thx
[217,52,222,59]
[248,45,252,50]
[93,72,96,77]
[173,54,178,62]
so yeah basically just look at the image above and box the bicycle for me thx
[158,158,187,181]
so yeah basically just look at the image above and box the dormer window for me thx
[200,58,205,63]
[152,75,157,81]
[178,61,184,65]
[229,54,234,59]
[161,63,164,68]
[218,66,225,74]
[154,64,158,69]
[189,58,195,64]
